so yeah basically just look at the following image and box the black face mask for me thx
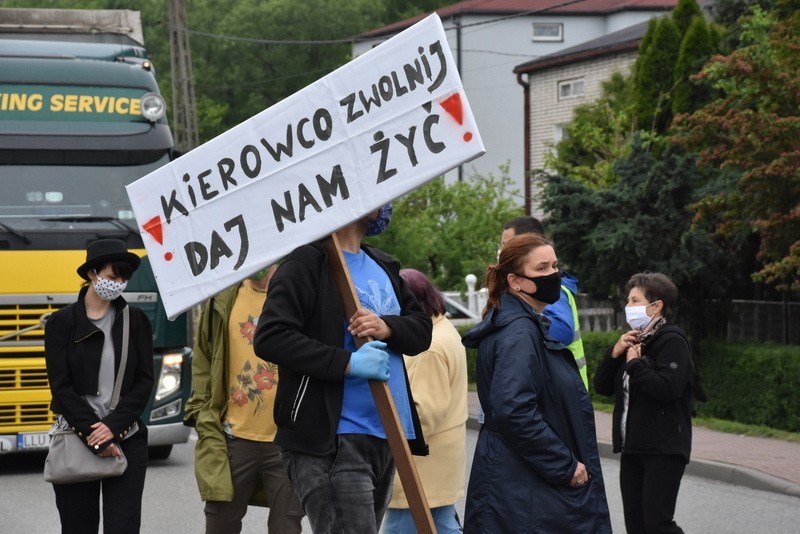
[515,271,561,304]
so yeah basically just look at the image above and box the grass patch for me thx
[591,401,800,443]
[475,390,800,443]
[691,416,800,443]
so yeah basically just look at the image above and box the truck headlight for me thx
[140,93,166,122]
[155,353,183,401]
[150,399,182,421]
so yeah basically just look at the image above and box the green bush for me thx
[458,326,800,432]
[695,340,800,432]
[582,331,623,402]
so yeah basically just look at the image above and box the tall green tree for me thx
[543,72,635,189]
[540,136,752,338]
[672,0,704,34]
[673,4,800,292]
[672,15,718,115]
[369,171,521,290]
[633,17,681,132]
[183,0,388,140]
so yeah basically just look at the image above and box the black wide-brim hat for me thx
[77,239,141,280]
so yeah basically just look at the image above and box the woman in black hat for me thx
[44,238,155,534]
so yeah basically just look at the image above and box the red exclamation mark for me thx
[143,215,173,261]
[440,93,473,142]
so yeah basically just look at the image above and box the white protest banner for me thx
[126,13,484,319]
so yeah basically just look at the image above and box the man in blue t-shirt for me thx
[254,205,432,534]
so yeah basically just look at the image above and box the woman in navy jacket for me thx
[594,272,693,533]
[462,233,610,533]
[45,239,154,534]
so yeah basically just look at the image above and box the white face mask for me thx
[625,302,656,331]
[92,273,127,301]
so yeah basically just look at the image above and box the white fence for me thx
[451,276,799,344]
[449,275,618,333]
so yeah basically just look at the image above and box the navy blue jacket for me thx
[462,294,611,533]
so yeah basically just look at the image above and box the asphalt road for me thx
[1,427,799,533]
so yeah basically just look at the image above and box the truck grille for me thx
[0,402,54,425]
[0,367,49,389]
[0,365,55,429]
[0,297,66,429]
[0,301,63,345]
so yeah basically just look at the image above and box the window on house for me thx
[558,79,585,100]
[553,124,569,143]
[532,23,563,42]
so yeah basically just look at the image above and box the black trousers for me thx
[52,428,148,534]
[620,453,686,534]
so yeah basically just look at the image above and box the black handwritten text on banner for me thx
[126,14,484,319]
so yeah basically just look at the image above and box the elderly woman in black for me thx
[45,239,154,533]
[594,272,693,534]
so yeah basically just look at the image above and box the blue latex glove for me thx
[348,340,390,381]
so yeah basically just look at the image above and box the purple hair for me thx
[399,268,446,317]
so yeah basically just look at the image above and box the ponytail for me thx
[483,264,507,316]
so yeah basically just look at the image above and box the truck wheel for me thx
[148,445,173,460]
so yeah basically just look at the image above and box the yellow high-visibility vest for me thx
[564,285,588,390]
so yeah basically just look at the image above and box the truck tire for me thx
[148,445,173,460]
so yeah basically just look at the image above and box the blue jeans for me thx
[383,505,463,534]
[281,434,394,534]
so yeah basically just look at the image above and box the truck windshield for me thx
[0,154,170,228]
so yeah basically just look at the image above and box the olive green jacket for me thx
[184,283,268,506]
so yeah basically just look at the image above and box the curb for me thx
[468,417,800,498]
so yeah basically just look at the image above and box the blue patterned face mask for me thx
[366,204,393,237]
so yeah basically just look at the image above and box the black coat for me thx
[462,294,611,533]
[253,241,432,456]
[594,323,693,463]
[44,286,155,452]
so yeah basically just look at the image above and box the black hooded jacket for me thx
[253,241,432,456]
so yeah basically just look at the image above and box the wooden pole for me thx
[324,233,436,534]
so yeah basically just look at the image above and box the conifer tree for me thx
[672,0,704,35]
[632,17,681,132]
[672,15,718,115]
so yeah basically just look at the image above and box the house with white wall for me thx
[353,0,680,209]
[514,20,649,216]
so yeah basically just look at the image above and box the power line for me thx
[196,67,332,90]
[189,29,354,45]
[461,49,540,58]
[187,0,592,46]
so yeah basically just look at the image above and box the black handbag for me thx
[44,306,131,484]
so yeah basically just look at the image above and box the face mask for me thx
[517,271,561,304]
[366,204,393,237]
[92,273,127,301]
[625,302,656,331]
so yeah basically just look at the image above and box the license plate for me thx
[17,432,50,451]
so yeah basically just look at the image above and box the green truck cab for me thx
[0,8,192,459]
